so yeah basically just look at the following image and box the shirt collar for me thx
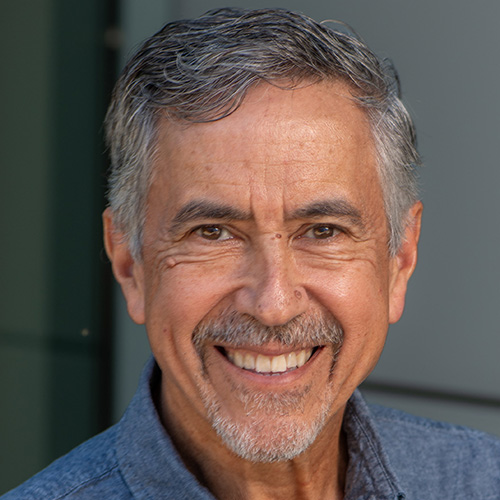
[343,391,406,500]
[116,357,215,499]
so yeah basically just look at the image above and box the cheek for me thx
[309,264,390,372]
[311,261,390,321]
[143,263,239,351]
[142,271,212,405]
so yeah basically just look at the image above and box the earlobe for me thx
[103,208,146,324]
[388,201,423,324]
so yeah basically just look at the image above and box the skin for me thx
[104,80,422,499]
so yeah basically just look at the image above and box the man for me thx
[4,7,500,500]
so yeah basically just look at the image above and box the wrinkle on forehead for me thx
[147,80,383,236]
[159,81,371,160]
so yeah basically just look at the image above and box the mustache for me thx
[192,310,344,354]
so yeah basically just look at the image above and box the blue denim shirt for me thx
[4,358,500,499]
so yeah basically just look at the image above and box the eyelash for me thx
[192,223,343,242]
[193,225,234,241]
[300,224,342,241]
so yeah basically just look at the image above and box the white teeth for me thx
[233,351,243,368]
[271,354,287,373]
[296,349,306,367]
[256,354,271,373]
[226,348,314,374]
[286,351,297,368]
[243,353,255,370]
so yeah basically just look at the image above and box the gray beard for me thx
[192,311,344,463]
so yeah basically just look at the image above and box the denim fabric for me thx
[3,357,500,499]
[366,403,500,499]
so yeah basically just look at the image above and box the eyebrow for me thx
[168,197,365,235]
[290,200,365,228]
[169,200,250,234]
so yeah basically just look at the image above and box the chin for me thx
[199,380,336,463]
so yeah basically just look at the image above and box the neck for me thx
[158,380,348,500]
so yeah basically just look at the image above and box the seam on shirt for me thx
[53,464,121,500]
[116,463,136,499]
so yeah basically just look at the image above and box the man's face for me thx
[106,81,420,462]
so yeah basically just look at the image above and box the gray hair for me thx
[105,7,420,259]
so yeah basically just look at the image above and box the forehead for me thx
[150,81,382,218]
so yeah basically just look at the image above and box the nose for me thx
[233,240,309,326]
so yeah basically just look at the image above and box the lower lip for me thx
[213,346,324,387]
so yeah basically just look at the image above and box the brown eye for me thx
[304,224,339,239]
[195,225,233,240]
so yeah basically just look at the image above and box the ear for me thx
[103,208,146,324]
[388,201,423,324]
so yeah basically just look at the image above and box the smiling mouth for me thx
[219,347,318,375]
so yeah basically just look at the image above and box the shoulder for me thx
[370,401,500,454]
[369,402,500,498]
[1,425,131,500]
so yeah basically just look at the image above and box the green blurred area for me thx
[0,0,113,493]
